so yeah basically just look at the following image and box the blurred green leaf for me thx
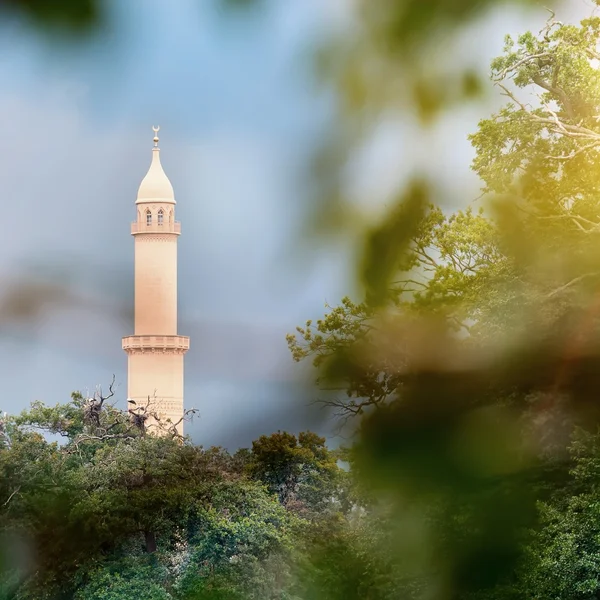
[361,180,428,307]
[0,0,100,32]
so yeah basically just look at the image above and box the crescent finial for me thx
[152,125,160,147]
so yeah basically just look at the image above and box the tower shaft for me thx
[134,232,177,335]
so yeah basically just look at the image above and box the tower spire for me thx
[136,126,175,204]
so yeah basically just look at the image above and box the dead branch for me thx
[534,76,576,122]
[493,52,552,82]
[545,140,600,162]
[84,374,117,429]
[546,272,600,298]
[3,486,21,507]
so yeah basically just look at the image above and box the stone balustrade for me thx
[122,335,190,354]
[131,221,181,235]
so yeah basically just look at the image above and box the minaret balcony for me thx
[131,222,181,235]
[122,334,190,354]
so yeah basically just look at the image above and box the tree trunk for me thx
[144,530,157,553]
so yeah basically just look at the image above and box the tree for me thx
[464,427,600,600]
[468,10,600,316]
[240,431,348,517]
[285,8,600,600]
[287,205,515,419]
[0,392,311,600]
[289,8,600,422]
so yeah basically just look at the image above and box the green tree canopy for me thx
[1,392,344,599]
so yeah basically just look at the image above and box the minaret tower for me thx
[122,127,189,436]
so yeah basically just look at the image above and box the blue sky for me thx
[0,0,593,448]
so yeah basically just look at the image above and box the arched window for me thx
[158,209,164,226]
[169,209,173,225]
[146,209,152,226]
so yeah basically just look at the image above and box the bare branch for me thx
[496,83,600,141]
[545,140,600,162]
[493,52,552,81]
[393,278,429,289]
[534,76,576,121]
[3,486,21,507]
[547,272,600,298]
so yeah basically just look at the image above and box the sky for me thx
[0,0,595,449]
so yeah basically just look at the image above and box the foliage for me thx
[462,428,600,600]
[74,562,172,600]
[0,0,101,35]
[0,394,341,599]
[287,204,517,418]
[289,7,600,416]
[286,7,600,600]
[243,431,345,515]
[9,1,600,599]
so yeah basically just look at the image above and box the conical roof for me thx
[136,131,175,204]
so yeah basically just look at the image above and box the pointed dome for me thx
[136,146,176,204]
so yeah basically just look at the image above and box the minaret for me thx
[122,127,189,436]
